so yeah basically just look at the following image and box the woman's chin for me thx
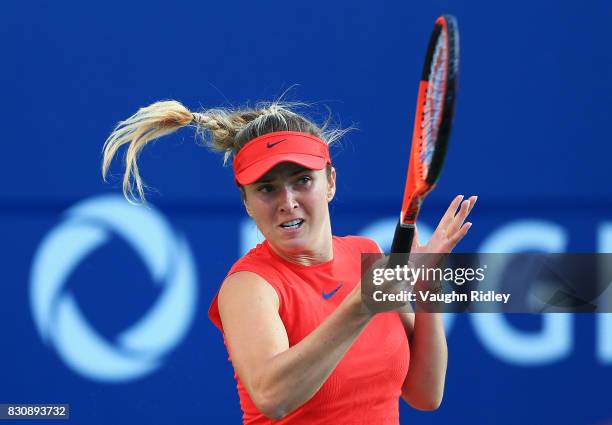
[276,239,308,254]
[274,225,307,245]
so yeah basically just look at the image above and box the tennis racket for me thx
[390,15,460,257]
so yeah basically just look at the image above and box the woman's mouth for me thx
[279,219,304,231]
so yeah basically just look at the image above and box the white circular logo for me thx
[30,195,198,382]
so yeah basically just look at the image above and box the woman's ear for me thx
[243,199,253,217]
[240,188,253,217]
[327,167,337,202]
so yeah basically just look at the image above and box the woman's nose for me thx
[278,187,299,212]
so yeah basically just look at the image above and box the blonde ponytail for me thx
[101,100,193,205]
[102,98,351,205]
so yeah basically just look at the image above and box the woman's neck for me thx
[269,225,334,266]
[272,246,333,266]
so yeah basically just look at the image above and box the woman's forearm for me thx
[252,289,372,419]
[401,310,448,410]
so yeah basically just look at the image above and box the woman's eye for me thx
[258,185,274,193]
[298,176,312,185]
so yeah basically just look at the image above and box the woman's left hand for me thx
[411,195,477,255]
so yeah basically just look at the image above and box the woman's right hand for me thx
[353,255,415,316]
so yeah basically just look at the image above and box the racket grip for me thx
[390,221,415,255]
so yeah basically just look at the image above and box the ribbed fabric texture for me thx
[209,236,410,425]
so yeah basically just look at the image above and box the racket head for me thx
[399,15,460,227]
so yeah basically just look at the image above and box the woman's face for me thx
[242,162,336,257]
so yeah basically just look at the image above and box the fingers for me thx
[424,194,477,254]
[411,226,422,252]
[449,221,472,245]
[446,196,474,236]
[437,195,464,231]
[467,195,478,214]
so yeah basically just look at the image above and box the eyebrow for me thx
[256,167,311,183]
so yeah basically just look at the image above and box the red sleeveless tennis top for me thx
[208,236,410,425]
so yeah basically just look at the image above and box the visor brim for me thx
[235,154,328,185]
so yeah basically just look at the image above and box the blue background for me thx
[2,0,611,424]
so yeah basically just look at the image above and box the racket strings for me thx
[420,30,448,179]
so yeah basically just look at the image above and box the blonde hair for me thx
[101,100,348,205]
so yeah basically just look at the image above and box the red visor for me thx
[233,131,331,185]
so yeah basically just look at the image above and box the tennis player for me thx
[101,99,476,424]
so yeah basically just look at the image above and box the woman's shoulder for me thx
[209,244,282,332]
[233,240,306,276]
[225,241,285,287]
[230,241,273,269]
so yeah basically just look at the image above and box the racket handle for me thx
[391,221,415,255]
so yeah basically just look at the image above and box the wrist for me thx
[414,281,443,313]
[345,285,374,322]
